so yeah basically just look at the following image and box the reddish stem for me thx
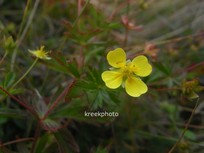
[0,86,38,119]
[77,0,82,17]
[186,61,204,72]
[42,79,77,120]
[123,27,129,47]
[150,87,180,91]
[175,61,204,75]
[30,123,41,153]
[109,0,134,20]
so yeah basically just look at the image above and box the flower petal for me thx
[107,48,126,68]
[131,55,152,77]
[125,76,147,97]
[101,71,123,89]
[29,46,51,60]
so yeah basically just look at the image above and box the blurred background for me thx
[0,0,204,153]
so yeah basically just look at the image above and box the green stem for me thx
[11,58,38,88]
[11,0,40,71]
[0,50,8,65]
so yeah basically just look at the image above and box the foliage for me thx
[0,0,204,153]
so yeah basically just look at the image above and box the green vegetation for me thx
[0,0,204,153]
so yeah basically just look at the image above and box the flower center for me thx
[121,64,133,79]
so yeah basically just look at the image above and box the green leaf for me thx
[35,133,53,153]
[9,88,25,95]
[84,47,104,63]
[95,147,108,153]
[107,22,122,29]
[50,100,86,121]
[153,62,171,76]
[91,90,103,110]
[76,80,96,90]
[67,62,80,77]
[0,147,14,153]
[188,91,199,100]
[17,143,30,153]
[46,57,70,74]
[0,108,27,118]
[3,36,16,51]
[0,116,7,124]
[0,87,24,97]
[54,129,79,153]
[3,72,16,88]
[101,89,119,106]
[42,118,61,131]
[184,130,196,141]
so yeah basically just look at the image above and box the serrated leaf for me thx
[101,89,118,105]
[91,90,103,110]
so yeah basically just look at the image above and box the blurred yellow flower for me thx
[101,48,152,97]
[29,46,51,60]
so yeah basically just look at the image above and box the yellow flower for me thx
[29,46,51,60]
[101,48,152,97]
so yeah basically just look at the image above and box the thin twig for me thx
[176,123,204,130]
[168,98,200,153]
[0,137,34,147]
